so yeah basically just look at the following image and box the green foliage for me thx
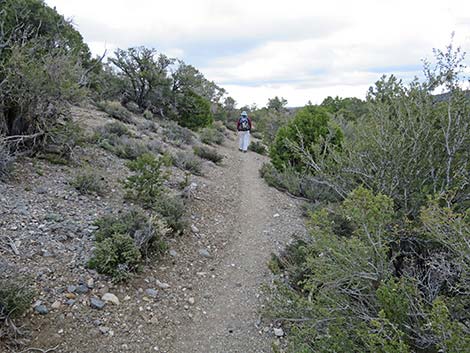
[70,170,104,195]
[266,187,470,352]
[143,110,153,119]
[193,145,224,164]
[153,194,186,235]
[175,90,213,129]
[172,151,203,175]
[0,0,90,150]
[260,163,338,202]
[200,127,224,145]
[96,101,133,123]
[248,141,267,155]
[88,233,142,282]
[110,47,173,110]
[124,153,169,207]
[320,96,368,121]
[162,121,195,146]
[270,105,343,171]
[90,210,170,281]
[102,121,132,137]
[0,270,35,319]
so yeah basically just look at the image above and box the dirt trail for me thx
[7,134,306,353]
[173,137,306,353]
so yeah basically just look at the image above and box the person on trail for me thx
[237,111,252,153]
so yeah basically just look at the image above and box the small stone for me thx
[191,225,199,233]
[34,304,49,315]
[102,293,120,305]
[187,297,195,305]
[65,292,76,300]
[156,280,170,289]
[274,327,284,337]
[198,249,211,258]
[273,213,280,218]
[98,326,110,335]
[75,284,89,294]
[51,301,62,309]
[90,297,106,310]
[67,285,77,293]
[36,187,47,194]
[66,299,76,306]
[145,289,158,298]
[87,278,95,288]
[124,295,131,301]
[169,250,178,257]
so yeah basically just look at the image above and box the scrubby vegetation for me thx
[89,210,170,282]
[263,44,470,352]
[172,151,203,175]
[193,145,224,164]
[70,170,104,195]
[200,127,225,145]
[0,266,36,344]
[124,153,170,208]
[248,141,267,155]
[96,101,133,123]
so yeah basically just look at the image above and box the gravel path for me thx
[173,137,306,353]
[1,131,306,353]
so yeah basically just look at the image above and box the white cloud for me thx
[45,0,470,106]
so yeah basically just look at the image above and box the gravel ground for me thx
[0,112,306,353]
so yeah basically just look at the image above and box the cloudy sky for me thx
[45,0,470,107]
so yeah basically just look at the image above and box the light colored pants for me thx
[238,131,250,151]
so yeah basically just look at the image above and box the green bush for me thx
[0,270,35,319]
[102,121,132,137]
[153,194,186,235]
[175,90,213,130]
[96,101,133,123]
[193,145,224,164]
[93,209,169,256]
[266,188,470,352]
[124,153,169,207]
[70,171,104,195]
[248,141,267,155]
[270,105,343,171]
[113,137,149,160]
[200,127,224,145]
[40,120,84,163]
[162,121,195,146]
[143,110,153,119]
[173,151,203,175]
[88,233,142,282]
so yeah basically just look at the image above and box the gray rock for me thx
[98,326,110,335]
[41,249,54,257]
[191,225,199,233]
[75,284,89,294]
[274,327,284,337]
[90,297,106,310]
[198,248,211,258]
[66,299,76,306]
[169,250,178,257]
[156,280,170,290]
[67,285,77,293]
[145,288,158,298]
[34,304,49,315]
[36,187,47,194]
[102,293,120,305]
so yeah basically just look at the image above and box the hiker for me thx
[237,111,252,152]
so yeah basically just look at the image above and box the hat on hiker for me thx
[241,111,248,116]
